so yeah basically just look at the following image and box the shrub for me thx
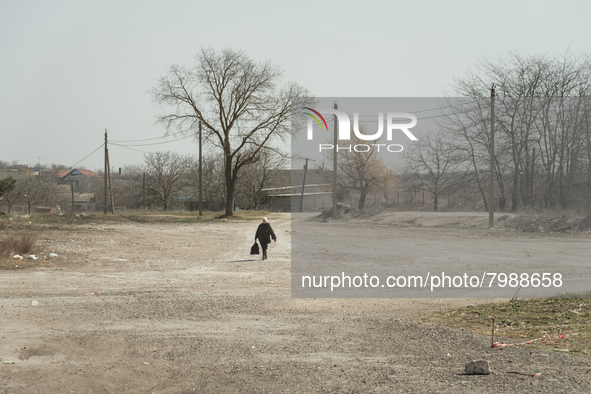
[0,233,37,257]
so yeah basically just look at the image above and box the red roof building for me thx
[55,169,100,185]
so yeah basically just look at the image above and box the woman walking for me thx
[255,217,277,260]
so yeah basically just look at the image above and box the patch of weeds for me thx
[503,210,588,233]
[0,233,37,257]
[426,297,591,354]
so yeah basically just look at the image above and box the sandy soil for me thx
[1,212,591,393]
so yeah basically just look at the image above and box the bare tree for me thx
[406,130,468,211]
[1,190,19,213]
[236,150,287,210]
[452,51,591,211]
[15,179,50,214]
[144,151,191,211]
[151,47,309,216]
[333,130,393,210]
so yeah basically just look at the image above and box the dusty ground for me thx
[1,212,591,393]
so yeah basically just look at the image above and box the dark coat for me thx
[255,222,276,245]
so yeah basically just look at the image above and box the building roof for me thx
[55,169,100,178]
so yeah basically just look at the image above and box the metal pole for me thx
[199,121,203,216]
[489,85,495,228]
[104,130,108,214]
[299,158,309,212]
[332,101,338,218]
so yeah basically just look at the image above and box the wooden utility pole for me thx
[489,85,496,228]
[104,130,108,214]
[299,158,309,213]
[71,182,75,212]
[199,121,203,216]
[143,172,146,210]
[106,150,115,214]
[332,101,338,218]
[530,147,535,203]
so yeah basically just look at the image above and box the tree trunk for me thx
[357,182,369,211]
[358,183,368,210]
[224,156,235,217]
[433,194,438,212]
[510,169,519,212]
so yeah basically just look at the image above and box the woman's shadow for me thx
[228,259,259,263]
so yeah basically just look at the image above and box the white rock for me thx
[465,360,490,375]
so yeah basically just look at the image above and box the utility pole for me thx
[143,172,146,210]
[199,121,203,216]
[104,130,108,214]
[71,182,75,212]
[530,147,535,204]
[106,149,115,214]
[299,158,310,213]
[489,85,496,228]
[332,101,338,218]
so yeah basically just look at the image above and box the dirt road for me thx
[1,213,591,393]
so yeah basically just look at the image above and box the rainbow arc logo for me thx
[302,107,328,131]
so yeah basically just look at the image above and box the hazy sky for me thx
[1,0,589,172]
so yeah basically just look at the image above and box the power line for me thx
[110,143,151,154]
[13,142,105,195]
[112,134,194,147]
[69,143,105,168]
[109,131,191,143]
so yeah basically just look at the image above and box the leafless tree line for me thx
[405,52,591,213]
[98,150,286,212]
[0,149,285,213]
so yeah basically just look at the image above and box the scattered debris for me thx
[493,333,577,347]
[27,255,39,260]
[12,255,23,260]
[31,301,38,306]
[86,291,101,295]
[49,253,58,258]
[465,360,491,375]
[508,371,541,377]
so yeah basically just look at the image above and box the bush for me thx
[0,233,37,257]
[17,234,36,254]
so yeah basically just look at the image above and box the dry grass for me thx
[426,297,591,354]
[0,233,37,257]
[17,233,36,254]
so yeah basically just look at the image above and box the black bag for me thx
[250,242,260,255]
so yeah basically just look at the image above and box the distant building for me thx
[35,206,58,214]
[54,169,100,185]
[0,168,34,181]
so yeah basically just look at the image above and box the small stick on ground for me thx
[510,286,522,303]
[491,318,495,347]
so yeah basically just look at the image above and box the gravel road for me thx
[1,213,590,393]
